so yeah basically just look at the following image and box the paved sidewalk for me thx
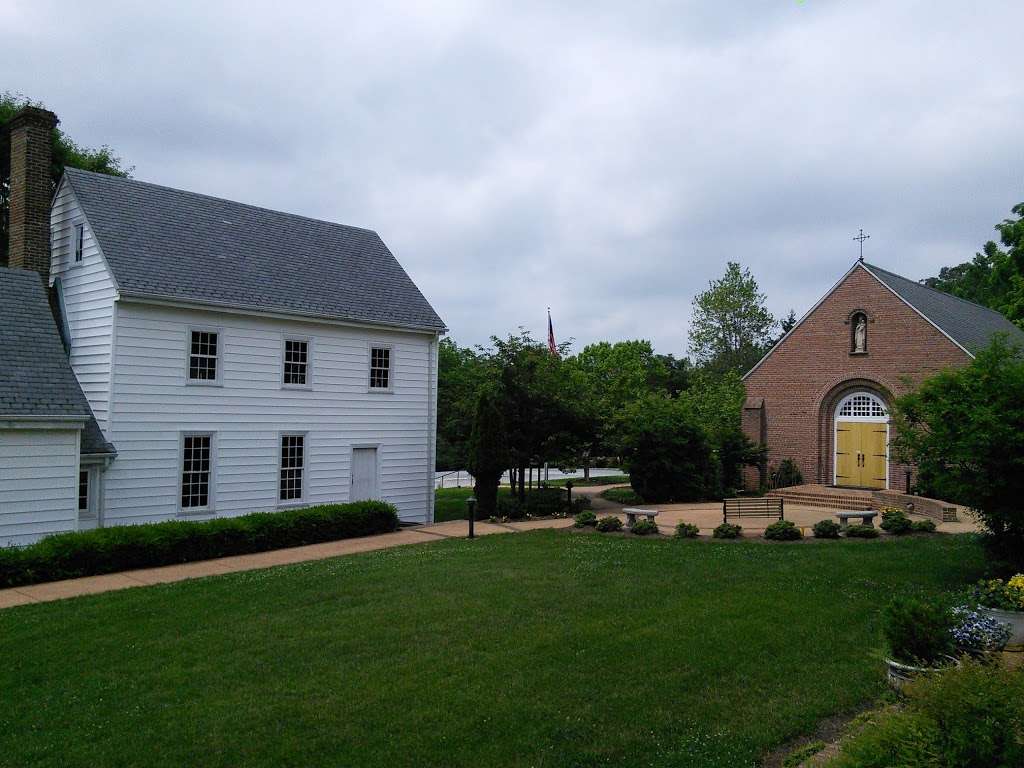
[0,516,575,610]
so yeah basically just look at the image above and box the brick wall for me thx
[742,263,971,490]
[7,107,58,280]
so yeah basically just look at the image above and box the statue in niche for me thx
[853,315,867,353]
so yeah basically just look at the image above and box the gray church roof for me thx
[63,167,446,332]
[0,267,115,455]
[862,262,1024,355]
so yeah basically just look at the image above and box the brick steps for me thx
[767,485,875,511]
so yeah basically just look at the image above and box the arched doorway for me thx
[833,392,889,489]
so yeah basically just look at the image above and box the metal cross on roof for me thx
[853,228,871,261]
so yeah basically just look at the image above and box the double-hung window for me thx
[369,346,392,391]
[188,329,220,383]
[180,433,214,511]
[78,470,90,512]
[283,338,310,387]
[279,434,305,503]
[73,222,85,264]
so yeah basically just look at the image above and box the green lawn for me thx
[0,533,983,768]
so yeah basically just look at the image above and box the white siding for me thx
[105,304,438,526]
[0,430,80,547]
[49,182,118,432]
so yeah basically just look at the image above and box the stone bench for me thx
[836,510,878,529]
[623,507,659,528]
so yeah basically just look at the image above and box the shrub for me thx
[631,519,659,536]
[573,510,597,528]
[833,662,1024,768]
[764,520,802,541]
[522,488,567,518]
[675,522,700,539]
[713,522,742,539]
[570,496,593,513]
[883,596,955,666]
[600,487,643,505]
[495,495,525,520]
[880,509,913,535]
[595,516,623,533]
[617,394,719,503]
[912,519,937,533]
[812,519,841,539]
[844,524,879,539]
[771,458,803,489]
[0,501,399,588]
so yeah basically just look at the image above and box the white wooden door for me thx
[351,448,379,501]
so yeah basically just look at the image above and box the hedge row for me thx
[0,501,399,588]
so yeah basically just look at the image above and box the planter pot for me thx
[980,607,1024,650]
[884,656,958,690]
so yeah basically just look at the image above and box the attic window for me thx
[73,223,85,263]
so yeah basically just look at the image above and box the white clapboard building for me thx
[0,107,445,546]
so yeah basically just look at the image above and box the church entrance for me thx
[833,392,888,489]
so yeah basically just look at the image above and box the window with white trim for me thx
[838,393,887,418]
[279,434,305,502]
[181,434,213,510]
[78,470,89,512]
[73,223,85,263]
[283,339,309,386]
[369,346,391,390]
[188,329,220,382]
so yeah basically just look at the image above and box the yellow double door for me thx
[835,421,887,489]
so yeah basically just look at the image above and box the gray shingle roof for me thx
[863,262,1024,355]
[0,267,115,455]
[64,168,446,332]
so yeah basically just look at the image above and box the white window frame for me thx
[178,431,217,515]
[72,220,86,266]
[185,326,224,386]
[367,343,394,393]
[77,467,98,518]
[278,431,308,507]
[281,335,313,390]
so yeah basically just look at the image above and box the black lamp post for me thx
[565,480,574,510]
[466,496,476,539]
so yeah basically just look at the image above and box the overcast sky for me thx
[3,1,1022,355]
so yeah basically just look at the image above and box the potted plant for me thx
[971,575,1024,649]
[950,605,1012,657]
[882,596,957,688]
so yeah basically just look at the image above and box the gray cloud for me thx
[3,0,1022,355]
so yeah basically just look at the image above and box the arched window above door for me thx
[837,392,887,418]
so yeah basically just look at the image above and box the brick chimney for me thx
[7,106,58,280]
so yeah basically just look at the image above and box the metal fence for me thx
[434,467,623,489]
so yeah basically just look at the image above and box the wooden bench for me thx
[623,507,659,528]
[722,496,784,524]
[835,510,878,529]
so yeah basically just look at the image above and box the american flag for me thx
[547,309,558,357]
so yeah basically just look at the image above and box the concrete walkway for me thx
[0,515,576,610]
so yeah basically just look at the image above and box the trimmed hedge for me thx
[0,501,399,588]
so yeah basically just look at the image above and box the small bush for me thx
[570,496,593,513]
[764,520,802,541]
[782,740,826,768]
[912,519,936,533]
[844,524,879,539]
[880,509,913,535]
[713,522,742,539]
[631,519,659,536]
[675,522,700,539]
[812,519,841,539]
[595,516,624,533]
[600,487,643,505]
[573,510,597,528]
[522,488,567,518]
[771,458,803,489]
[883,596,955,666]
[830,710,943,768]
[495,495,525,520]
[0,501,399,588]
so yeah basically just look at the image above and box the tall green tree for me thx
[892,336,1024,568]
[1,92,131,264]
[925,203,1024,330]
[436,338,486,470]
[688,262,776,375]
[466,384,509,517]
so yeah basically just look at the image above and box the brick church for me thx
[742,260,1024,493]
